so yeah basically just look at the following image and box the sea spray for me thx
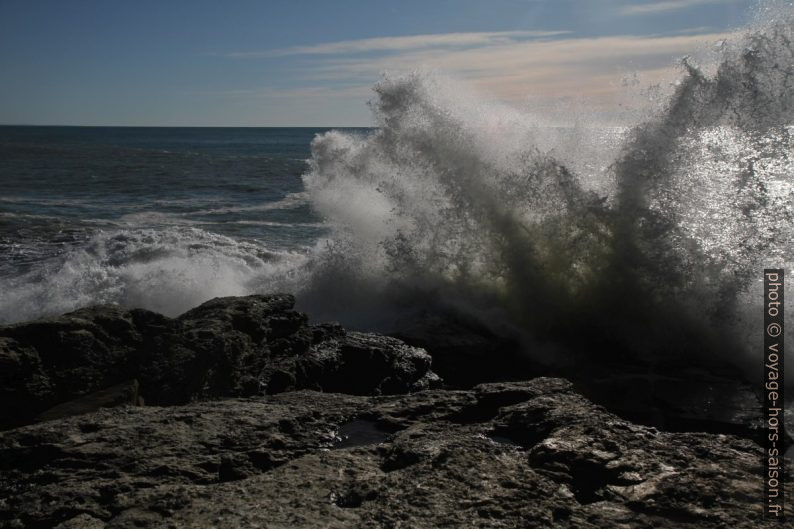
[607,15,794,367]
[297,14,794,378]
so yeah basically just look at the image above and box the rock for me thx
[0,295,440,429]
[53,514,106,529]
[0,337,52,410]
[390,308,768,443]
[391,310,533,388]
[571,360,766,440]
[0,378,787,528]
[295,332,440,395]
[35,380,142,422]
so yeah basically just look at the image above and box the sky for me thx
[0,0,760,126]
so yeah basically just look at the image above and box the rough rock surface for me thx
[0,295,439,429]
[0,378,786,528]
[35,380,142,423]
[392,309,769,441]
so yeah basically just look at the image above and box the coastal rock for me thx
[572,360,766,439]
[391,309,767,443]
[35,379,142,423]
[0,295,440,429]
[391,310,533,388]
[0,378,785,528]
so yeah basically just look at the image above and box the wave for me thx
[294,12,794,380]
[0,227,312,323]
[188,192,310,216]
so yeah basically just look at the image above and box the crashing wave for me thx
[296,14,794,377]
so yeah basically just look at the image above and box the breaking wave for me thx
[0,227,311,323]
[296,12,794,376]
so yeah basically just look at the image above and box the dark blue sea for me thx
[0,126,362,322]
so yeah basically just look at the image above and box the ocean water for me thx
[0,126,346,320]
[1,13,793,398]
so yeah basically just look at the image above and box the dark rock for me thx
[0,337,52,408]
[571,360,766,439]
[35,379,141,422]
[297,332,439,395]
[0,378,788,528]
[0,295,440,429]
[391,310,534,388]
[391,309,768,444]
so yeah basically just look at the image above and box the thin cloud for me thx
[182,85,371,101]
[306,31,735,93]
[619,0,729,16]
[221,30,570,58]
[207,28,738,124]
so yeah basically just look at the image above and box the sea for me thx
[0,126,349,323]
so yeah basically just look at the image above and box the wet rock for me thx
[0,378,787,528]
[0,295,440,429]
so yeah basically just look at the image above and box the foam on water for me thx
[0,226,311,323]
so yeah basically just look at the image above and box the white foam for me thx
[0,226,311,323]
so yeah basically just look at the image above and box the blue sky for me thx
[0,0,757,126]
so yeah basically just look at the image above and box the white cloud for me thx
[209,28,739,124]
[619,0,729,16]
[303,31,735,103]
[222,30,569,58]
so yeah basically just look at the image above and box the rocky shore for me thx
[0,295,789,528]
[0,295,439,430]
